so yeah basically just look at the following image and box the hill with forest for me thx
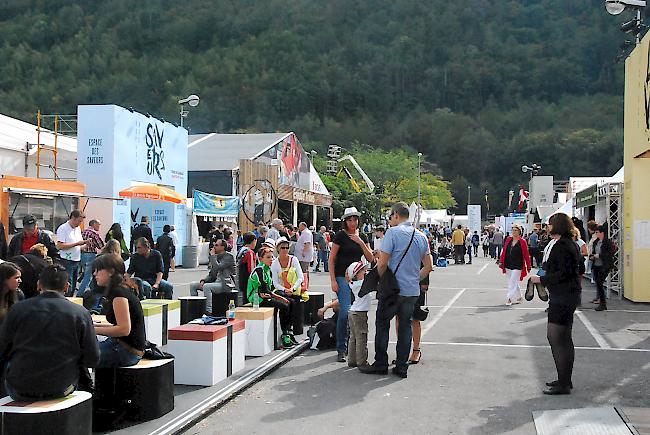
[0,0,633,213]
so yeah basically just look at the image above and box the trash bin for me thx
[182,245,199,269]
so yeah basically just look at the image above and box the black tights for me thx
[547,322,574,387]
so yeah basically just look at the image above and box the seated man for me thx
[126,237,173,299]
[0,264,99,401]
[190,239,235,314]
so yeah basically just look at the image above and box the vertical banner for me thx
[467,205,481,235]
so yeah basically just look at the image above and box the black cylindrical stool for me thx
[179,296,206,324]
[211,290,240,317]
[304,291,325,325]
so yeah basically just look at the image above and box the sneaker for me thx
[337,351,347,362]
[281,334,294,349]
[358,364,388,375]
[505,300,513,307]
[595,303,607,312]
[289,334,299,345]
[391,367,408,379]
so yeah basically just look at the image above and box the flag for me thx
[517,187,529,211]
[508,190,514,210]
[484,189,489,211]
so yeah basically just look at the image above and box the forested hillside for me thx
[0,0,632,212]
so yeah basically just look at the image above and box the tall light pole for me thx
[417,152,422,207]
[467,185,471,208]
[178,94,200,128]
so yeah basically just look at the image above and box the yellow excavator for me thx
[336,155,375,193]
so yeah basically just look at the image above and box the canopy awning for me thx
[119,185,185,204]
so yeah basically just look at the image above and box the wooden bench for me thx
[168,320,245,386]
[94,359,174,430]
[0,391,92,435]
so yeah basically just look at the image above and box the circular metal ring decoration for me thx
[242,179,277,225]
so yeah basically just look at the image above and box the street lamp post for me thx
[468,185,471,208]
[178,94,200,128]
[417,152,422,206]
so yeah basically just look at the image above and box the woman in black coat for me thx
[530,213,584,395]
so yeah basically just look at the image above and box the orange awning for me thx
[118,185,185,204]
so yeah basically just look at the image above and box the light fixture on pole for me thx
[178,94,200,128]
[467,185,471,208]
[604,0,647,44]
[417,152,422,207]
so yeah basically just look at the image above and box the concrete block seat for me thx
[303,291,325,326]
[141,299,181,345]
[178,296,206,324]
[0,390,92,435]
[142,303,164,347]
[94,359,174,430]
[211,289,240,317]
[168,320,245,386]
[234,307,275,356]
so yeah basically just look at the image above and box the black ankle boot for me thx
[595,303,607,312]
[543,385,571,395]
[545,380,573,389]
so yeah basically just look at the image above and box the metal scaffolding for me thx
[36,111,77,179]
[601,182,624,299]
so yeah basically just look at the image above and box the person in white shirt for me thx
[346,261,371,369]
[169,225,180,272]
[55,210,90,296]
[267,218,283,241]
[373,226,385,259]
[295,222,312,290]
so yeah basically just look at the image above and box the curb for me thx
[147,341,309,435]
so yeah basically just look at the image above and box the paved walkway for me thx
[181,256,650,435]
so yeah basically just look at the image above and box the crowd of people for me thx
[0,203,618,403]
[0,211,182,401]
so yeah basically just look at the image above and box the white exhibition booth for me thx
[77,105,188,265]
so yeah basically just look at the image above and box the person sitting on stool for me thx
[126,237,173,299]
[0,264,99,401]
[189,239,236,315]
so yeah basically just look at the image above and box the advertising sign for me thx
[575,184,598,208]
[257,133,311,190]
[467,205,481,235]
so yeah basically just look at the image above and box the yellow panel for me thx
[623,34,650,302]
[234,307,274,320]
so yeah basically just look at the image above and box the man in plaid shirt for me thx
[77,219,105,296]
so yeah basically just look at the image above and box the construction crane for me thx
[336,155,375,193]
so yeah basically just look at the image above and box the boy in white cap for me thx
[346,261,371,368]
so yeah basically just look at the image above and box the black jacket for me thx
[7,230,58,259]
[0,222,7,260]
[540,236,585,306]
[7,254,49,299]
[593,238,615,272]
[131,224,154,252]
[156,233,174,261]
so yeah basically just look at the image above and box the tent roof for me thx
[0,113,77,153]
[187,132,291,171]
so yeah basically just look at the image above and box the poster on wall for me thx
[241,180,277,225]
[258,134,310,190]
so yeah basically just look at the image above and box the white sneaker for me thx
[505,300,513,307]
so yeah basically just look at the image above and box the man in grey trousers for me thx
[190,239,236,314]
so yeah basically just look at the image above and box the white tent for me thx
[544,200,573,223]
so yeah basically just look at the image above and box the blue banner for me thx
[193,189,240,217]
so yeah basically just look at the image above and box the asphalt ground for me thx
[179,255,650,435]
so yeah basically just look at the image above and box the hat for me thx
[346,261,366,280]
[22,215,37,227]
[341,207,361,220]
[276,236,290,246]
[262,238,276,249]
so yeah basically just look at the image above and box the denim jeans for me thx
[77,252,97,296]
[314,250,329,272]
[374,295,418,373]
[61,259,80,297]
[190,281,224,313]
[140,279,173,299]
[335,276,352,353]
[592,265,607,301]
[97,338,142,368]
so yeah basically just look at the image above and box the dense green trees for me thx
[0,0,628,213]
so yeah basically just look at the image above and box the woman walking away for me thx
[328,207,374,362]
[0,263,22,325]
[499,226,531,306]
[93,255,145,367]
[530,213,584,395]
[590,225,614,312]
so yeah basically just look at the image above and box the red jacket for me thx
[499,236,532,281]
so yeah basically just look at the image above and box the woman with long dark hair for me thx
[92,255,145,367]
[328,207,374,362]
[499,225,532,306]
[0,263,21,324]
[530,213,584,395]
[105,223,130,261]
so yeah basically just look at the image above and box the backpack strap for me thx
[394,229,416,274]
